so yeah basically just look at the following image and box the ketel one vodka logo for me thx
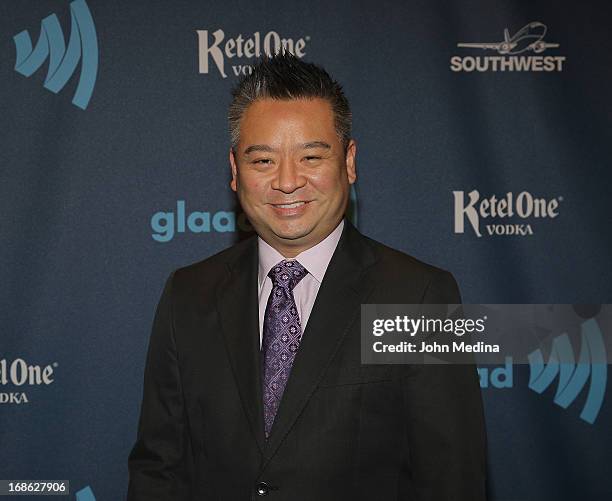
[0,358,57,404]
[450,21,566,72]
[196,29,309,78]
[453,190,562,237]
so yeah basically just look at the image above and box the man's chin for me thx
[266,220,316,242]
[271,228,311,241]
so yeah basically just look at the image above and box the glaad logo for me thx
[0,358,57,404]
[151,201,253,243]
[13,0,98,109]
[478,357,513,389]
[196,29,309,78]
[152,186,359,242]
[453,190,562,237]
[528,318,607,424]
[450,21,566,72]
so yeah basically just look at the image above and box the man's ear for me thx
[345,139,357,184]
[229,148,238,192]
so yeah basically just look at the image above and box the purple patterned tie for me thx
[261,259,308,438]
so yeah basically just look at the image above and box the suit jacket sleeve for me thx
[127,272,193,501]
[399,270,487,501]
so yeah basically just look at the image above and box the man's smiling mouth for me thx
[272,201,308,209]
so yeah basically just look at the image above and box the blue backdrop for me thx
[1,0,611,499]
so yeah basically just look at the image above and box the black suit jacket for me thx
[127,218,487,501]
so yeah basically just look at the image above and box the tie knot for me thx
[268,259,308,291]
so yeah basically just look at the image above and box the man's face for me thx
[229,97,356,257]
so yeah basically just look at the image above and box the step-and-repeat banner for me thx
[2,1,611,499]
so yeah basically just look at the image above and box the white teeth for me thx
[275,202,305,209]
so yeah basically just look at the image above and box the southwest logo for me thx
[13,0,98,109]
[528,318,607,424]
[450,21,566,72]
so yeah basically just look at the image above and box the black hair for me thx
[228,51,352,152]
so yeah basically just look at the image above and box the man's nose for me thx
[273,159,306,194]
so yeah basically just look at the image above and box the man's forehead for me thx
[238,98,338,150]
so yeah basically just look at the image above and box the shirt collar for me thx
[258,218,345,292]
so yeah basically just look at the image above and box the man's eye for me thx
[253,159,272,165]
[304,156,322,161]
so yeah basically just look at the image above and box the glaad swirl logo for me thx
[348,184,359,228]
[13,0,98,110]
[528,316,607,424]
[76,486,95,500]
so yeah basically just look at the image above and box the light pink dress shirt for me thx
[257,219,345,348]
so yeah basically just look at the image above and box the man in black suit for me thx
[128,52,486,500]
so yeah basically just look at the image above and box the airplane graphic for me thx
[457,22,559,55]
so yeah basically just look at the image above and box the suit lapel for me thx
[215,236,266,455]
[261,219,378,463]
[215,220,379,464]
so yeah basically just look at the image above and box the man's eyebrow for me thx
[243,144,277,155]
[301,141,331,150]
[243,141,331,155]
